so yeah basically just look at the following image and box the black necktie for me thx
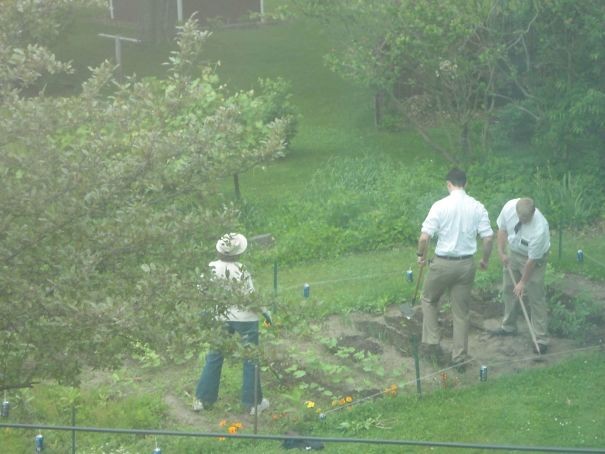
[514,221,522,234]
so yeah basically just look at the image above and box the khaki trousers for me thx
[501,250,549,344]
[421,257,476,363]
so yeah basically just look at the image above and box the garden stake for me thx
[1,391,9,418]
[401,263,425,320]
[411,335,422,398]
[506,266,542,355]
[273,260,278,296]
[71,404,76,454]
[253,364,259,434]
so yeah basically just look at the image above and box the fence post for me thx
[411,335,422,398]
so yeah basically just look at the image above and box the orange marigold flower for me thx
[228,425,238,434]
[234,422,243,429]
[345,396,353,403]
[338,398,346,406]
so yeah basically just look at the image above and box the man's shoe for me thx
[193,399,211,412]
[250,398,270,416]
[534,343,548,354]
[489,327,517,337]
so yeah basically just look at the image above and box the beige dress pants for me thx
[421,257,476,363]
[501,250,549,344]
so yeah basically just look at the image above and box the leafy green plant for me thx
[547,291,603,340]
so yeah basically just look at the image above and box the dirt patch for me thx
[264,273,605,402]
[85,273,605,429]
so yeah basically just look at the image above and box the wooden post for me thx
[233,173,241,201]
[412,335,422,398]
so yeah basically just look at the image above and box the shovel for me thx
[400,263,425,320]
[506,266,542,356]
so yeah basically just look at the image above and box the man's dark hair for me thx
[446,168,467,187]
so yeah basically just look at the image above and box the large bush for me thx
[244,156,443,265]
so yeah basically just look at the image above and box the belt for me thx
[435,255,473,260]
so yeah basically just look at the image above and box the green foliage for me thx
[244,155,442,265]
[548,291,603,340]
[0,8,290,389]
[533,166,602,228]
[256,77,300,146]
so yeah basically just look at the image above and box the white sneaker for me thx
[192,399,206,412]
[249,398,270,416]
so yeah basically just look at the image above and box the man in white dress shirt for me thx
[494,198,550,354]
[416,168,494,370]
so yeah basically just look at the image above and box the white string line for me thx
[280,270,407,291]
[320,344,603,416]
[583,252,605,270]
[274,250,605,293]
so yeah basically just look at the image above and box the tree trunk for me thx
[233,173,241,201]
[374,92,383,128]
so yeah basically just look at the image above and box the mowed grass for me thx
[200,19,430,202]
[8,8,603,454]
[6,350,602,453]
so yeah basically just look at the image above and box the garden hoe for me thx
[400,263,425,320]
[506,266,543,359]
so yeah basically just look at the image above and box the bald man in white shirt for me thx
[416,168,494,371]
[493,198,550,354]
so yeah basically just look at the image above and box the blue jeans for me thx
[195,320,263,407]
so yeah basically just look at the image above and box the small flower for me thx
[338,398,346,406]
[305,400,315,409]
[228,425,238,434]
[345,396,353,403]
[218,437,226,441]
[233,422,243,429]
[385,384,398,396]
[219,419,228,428]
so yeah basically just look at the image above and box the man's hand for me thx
[499,253,510,267]
[513,281,525,298]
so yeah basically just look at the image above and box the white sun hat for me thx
[216,233,248,256]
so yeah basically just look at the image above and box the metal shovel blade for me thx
[400,302,414,320]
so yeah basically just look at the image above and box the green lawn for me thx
[4,8,604,454]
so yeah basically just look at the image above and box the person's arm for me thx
[497,229,509,267]
[416,232,431,265]
[479,235,493,270]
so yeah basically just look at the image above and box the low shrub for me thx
[243,155,442,265]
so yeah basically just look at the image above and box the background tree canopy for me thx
[281,0,605,170]
[0,2,292,389]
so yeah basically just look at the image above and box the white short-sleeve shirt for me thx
[496,198,550,260]
[208,259,258,322]
[421,189,493,257]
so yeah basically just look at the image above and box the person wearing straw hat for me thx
[492,198,550,354]
[193,233,270,415]
[416,168,494,371]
